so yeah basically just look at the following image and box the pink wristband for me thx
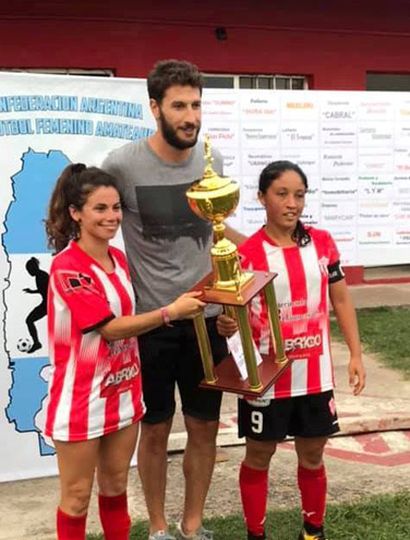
[160,306,173,327]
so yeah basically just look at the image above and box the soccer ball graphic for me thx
[17,337,33,353]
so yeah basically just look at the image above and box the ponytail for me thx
[292,220,311,247]
[45,163,119,253]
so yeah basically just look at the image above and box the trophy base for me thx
[199,353,291,398]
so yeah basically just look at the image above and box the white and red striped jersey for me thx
[43,241,145,442]
[239,226,342,399]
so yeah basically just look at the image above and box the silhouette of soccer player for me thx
[23,257,49,354]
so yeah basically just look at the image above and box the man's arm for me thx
[225,224,247,247]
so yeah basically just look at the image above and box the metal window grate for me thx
[204,73,308,90]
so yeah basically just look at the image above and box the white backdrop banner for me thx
[201,90,410,267]
[0,72,154,481]
[0,73,409,481]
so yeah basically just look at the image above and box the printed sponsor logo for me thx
[323,111,354,119]
[286,102,314,109]
[104,363,139,387]
[284,333,322,352]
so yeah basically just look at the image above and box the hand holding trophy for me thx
[186,136,291,397]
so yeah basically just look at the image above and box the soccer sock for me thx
[56,507,87,540]
[239,462,268,538]
[98,492,131,540]
[297,464,327,530]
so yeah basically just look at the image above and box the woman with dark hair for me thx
[217,160,366,540]
[43,163,205,540]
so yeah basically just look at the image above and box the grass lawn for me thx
[88,490,410,539]
[330,306,410,378]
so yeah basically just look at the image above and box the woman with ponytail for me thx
[43,164,205,540]
[217,161,366,540]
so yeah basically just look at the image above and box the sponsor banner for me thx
[358,227,393,247]
[201,93,239,121]
[302,199,321,227]
[358,122,394,147]
[280,122,319,148]
[201,122,238,148]
[321,149,357,175]
[240,122,279,148]
[239,92,279,121]
[358,175,394,199]
[357,96,394,121]
[394,227,410,246]
[326,228,357,266]
[241,150,277,176]
[359,148,394,174]
[321,201,357,226]
[358,201,393,225]
[321,122,357,147]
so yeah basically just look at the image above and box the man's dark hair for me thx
[147,59,203,103]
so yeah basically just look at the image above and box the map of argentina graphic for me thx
[3,148,70,456]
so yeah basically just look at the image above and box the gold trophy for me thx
[186,136,290,397]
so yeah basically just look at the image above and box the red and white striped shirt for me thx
[239,226,341,399]
[43,241,145,442]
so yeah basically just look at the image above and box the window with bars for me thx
[203,74,308,90]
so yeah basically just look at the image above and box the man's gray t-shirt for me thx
[102,139,223,315]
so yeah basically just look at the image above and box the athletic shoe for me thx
[148,531,176,540]
[175,522,213,539]
[298,527,327,539]
[247,532,266,540]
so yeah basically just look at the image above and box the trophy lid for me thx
[187,135,239,200]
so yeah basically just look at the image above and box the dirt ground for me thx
[1,436,409,539]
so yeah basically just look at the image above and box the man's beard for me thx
[159,109,200,150]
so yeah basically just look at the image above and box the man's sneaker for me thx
[176,522,213,539]
[148,531,176,540]
[298,527,328,540]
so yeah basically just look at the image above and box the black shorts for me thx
[238,390,340,441]
[138,316,227,424]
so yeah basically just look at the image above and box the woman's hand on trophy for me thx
[216,313,238,337]
[168,291,206,320]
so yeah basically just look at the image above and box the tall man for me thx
[103,60,244,540]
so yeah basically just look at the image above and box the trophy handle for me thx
[263,282,287,364]
[234,306,263,391]
[193,313,218,384]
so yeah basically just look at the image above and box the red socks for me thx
[98,492,131,540]
[56,507,87,540]
[239,462,268,537]
[297,464,327,529]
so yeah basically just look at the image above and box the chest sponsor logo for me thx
[100,360,140,397]
[105,363,139,386]
[284,333,322,352]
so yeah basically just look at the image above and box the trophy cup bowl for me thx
[186,136,290,396]
[186,176,240,225]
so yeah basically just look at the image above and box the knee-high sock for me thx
[239,462,268,537]
[56,507,87,540]
[98,492,131,540]
[297,464,327,528]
